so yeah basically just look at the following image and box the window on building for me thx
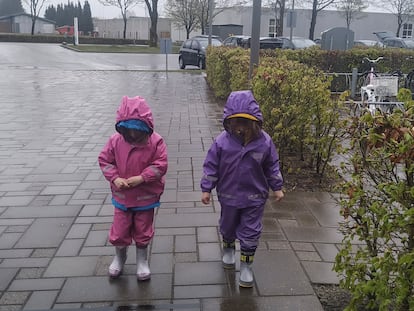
[403,23,413,38]
[268,19,276,37]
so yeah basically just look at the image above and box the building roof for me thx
[0,13,55,24]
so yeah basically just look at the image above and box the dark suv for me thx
[178,36,222,69]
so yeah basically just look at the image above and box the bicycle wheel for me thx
[404,71,414,98]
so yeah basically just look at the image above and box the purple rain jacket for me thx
[200,90,283,208]
[98,96,168,208]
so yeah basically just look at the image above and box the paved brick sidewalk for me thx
[0,68,341,311]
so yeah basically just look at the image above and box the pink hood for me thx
[116,96,154,132]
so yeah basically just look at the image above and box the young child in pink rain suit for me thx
[99,96,168,281]
[201,90,284,288]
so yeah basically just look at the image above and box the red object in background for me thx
[56,25,78,36]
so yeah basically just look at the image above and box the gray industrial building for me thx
[93,7,410,43]
[1,7,412,44]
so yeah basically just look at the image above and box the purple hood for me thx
[223,90,263,125]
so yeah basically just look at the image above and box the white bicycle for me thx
[359,57,403,115]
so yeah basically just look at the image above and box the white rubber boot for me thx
[239,252,254,288]
[108,246,127,278]
[136,247,151,281]
[222,240,235,269]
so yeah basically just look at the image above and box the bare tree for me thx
[165,0,200,39]
[265,0,286,36]
[98,0,140,39]
[23,0,47,35]
[307,0,337,40]
[144,0,160,46]
[379,0,414,37]
[197,0,232,35]
[336,0,367,29]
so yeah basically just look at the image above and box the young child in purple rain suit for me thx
[200,90,284,288]
[99,96,168,281]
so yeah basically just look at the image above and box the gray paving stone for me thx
[150,253,173,274]
[0,268,18,291]
[254,250,315,295]
[0,219,33,226]
[23,290,59,310]
[296,251,322,261]
[65,224,91,239]
[55,239,83,256]
[198,243,221,261]
[282,226,343,244]
[197,227,219,243]
[151,236,173,253]
[301,261,340,284]
[174,253,198,263]
[174,262,226,285]
[155,214,219,228]
[314,242,339,262]
[0,292,30,305]
[9,278,64,291]
[15,268,44,279]
[202,296,324,311]
[0,196,34,207]
[43,256,98,277]
[174,285,228,299]
[57,275,172,303]
[0,258,50,268]
[40,185,78,195]
[308,202,343,227]
[156,228,195,236]
[15,218,73,248]
[31,248,56,258]
[0,233,23,249]
[0,249,32,259]
[175,235,196,253]
[4,226,27,233]
[84,230,108,247]
[0,184,31,192]
[52,303,82,309]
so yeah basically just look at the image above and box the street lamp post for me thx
[208,0,214,45]
[249,0,261,80]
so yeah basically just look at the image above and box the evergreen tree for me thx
[43,1,94,33]
[82,1,94,34]
[0,0,25,16]
[44,5,57,22]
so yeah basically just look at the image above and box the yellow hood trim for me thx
[227,113,259,121]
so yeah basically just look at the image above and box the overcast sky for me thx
[24,0,385,20]
[24,0,164,19]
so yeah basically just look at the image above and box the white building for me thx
[92,7,413,43]
[213,7,413,41]
[0,13,55,34]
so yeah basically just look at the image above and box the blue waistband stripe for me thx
[112,198,160,212]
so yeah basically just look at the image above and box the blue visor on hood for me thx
[117,120,151,133]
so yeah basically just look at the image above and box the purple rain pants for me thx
[219,204,265,252]
[109,208,155,248]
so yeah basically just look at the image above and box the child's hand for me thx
[114,177,130,189]
[201,192,211,205]
[273,190,284,202]
[127,176,144,187]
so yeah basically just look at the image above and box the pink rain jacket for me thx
[98,96,168,208]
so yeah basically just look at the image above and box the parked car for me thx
[354,39,383,47]
[382,37,414,49]
[372,31,414,49]
[192,34,223,42]
[178,36,222,69]
[222,35,250,48]
[279,36,317,49]
[373,31,396,43]
[258,37,284,49]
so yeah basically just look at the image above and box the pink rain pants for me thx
[109,208,155,247]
